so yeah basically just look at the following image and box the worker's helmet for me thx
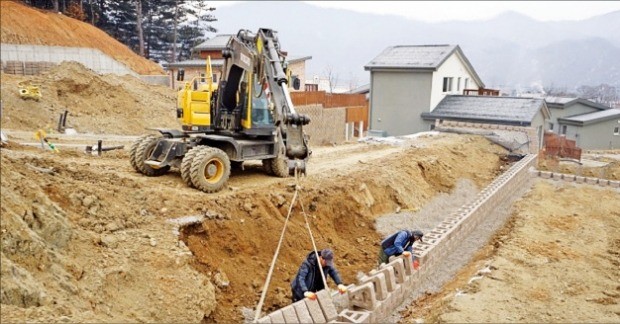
[412,230,424,242]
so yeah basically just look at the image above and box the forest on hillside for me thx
[20,0,217,63]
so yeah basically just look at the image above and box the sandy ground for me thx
[2,62,619,323]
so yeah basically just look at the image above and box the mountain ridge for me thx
[213,2,619,92]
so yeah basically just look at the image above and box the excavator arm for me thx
[220,28,311,173]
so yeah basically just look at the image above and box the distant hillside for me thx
[0,1,163,75]
[213,2,620,91]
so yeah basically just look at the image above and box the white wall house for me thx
[364,45,485,136]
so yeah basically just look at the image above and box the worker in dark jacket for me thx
[291,249,347,302]
[378,229,424,265]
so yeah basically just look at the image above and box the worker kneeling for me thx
[291,249,347,302]
[378,229,424,268]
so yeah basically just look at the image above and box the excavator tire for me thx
[134,135,170,176]
[262,159,274,175]
[270,156,289,178]
[180,147,201,188]
[129,134,152,172]
[190,147,231,193]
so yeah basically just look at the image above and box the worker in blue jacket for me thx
[378,229,424,265]
[290,249,347,302]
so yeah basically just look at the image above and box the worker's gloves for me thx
[337,284,347,294]
[413,259,420,270]
[402,251,411,257]
[304,291,317,300]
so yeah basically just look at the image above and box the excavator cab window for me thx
[251,77,274,126]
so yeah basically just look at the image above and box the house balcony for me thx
[463,88,500,96]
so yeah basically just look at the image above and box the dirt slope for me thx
[0,133,506,323]
[1,62,178,135]
[0,1,163,75]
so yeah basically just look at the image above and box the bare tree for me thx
[324,65,339,94]
[134,0,145,56]
[52,0,59,12]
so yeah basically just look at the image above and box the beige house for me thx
[164,34,310,91]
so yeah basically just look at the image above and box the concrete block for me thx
[562,174,576,181]
[304,298,326,323]
[316,289,339,321]
[338,310,371,323]
[292,301,312,323]
[348,282,377,311]
[359,272,388,300]
[586,177,599,185]
[257,315,272,323]
[576,176,586,183]
[374,265,397,292]
[269,311,285,324]
[540,171,552,179]
[281,305,298,323]
[598,179,610,187]
[386,258,406,284]
[609,180,620,188]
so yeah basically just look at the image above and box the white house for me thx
[364,45,485,136]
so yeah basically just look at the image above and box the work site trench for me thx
[2,134,546,323]
[170,135,517,323]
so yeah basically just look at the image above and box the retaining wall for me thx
[296,105,347,145]
[257,154,539,323]
[437,120,540,153]
[1,44,169,86]
[535,170,620,188]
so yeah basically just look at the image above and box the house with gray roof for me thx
[422,95,550,148]
[556,108,620,150]
[544,96,610,133]
[364,45,486,136]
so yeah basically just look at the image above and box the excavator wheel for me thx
[133,135,170,176]
[270,156,289,178]
[190,147,231,193]
[180,147,201,188]
[129,135,148,171]
[262,159,274,175]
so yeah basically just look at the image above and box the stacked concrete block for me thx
[534,169,619,190]
[260,154,543,323]
[335,310,370,323]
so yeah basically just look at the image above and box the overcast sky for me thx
[213,1,620,22]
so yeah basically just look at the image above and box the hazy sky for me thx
[214,1,620,22]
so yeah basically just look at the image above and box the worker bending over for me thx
[378,229,424,265]
[291,249,347,302]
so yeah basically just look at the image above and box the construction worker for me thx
[378,229,424,265]
[291,249,347,302]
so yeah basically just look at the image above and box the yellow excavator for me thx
[129,28,311,193]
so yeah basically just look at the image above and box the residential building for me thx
[164,34,311,90]
[556,108,620,150]
[422,96,550,149]
[364,45,486,136]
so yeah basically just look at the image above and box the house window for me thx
[549,122,554,131]
[614,127,619,135]
[443,77,449,92]
[457,77,461,92]
[464,78,469,90]
[449,78,453,91]
[212,73,218,83]
[561,125,567,135]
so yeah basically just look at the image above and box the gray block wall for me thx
[1,43,169,86]
[296,105,347,145]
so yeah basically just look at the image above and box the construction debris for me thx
[18,81,42,101]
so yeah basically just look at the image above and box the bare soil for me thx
[0,1,164,75]
[2,56,618,324]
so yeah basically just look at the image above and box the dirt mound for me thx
[0,133,506,322]
[1,61,179,135]
[0,1,163,75]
